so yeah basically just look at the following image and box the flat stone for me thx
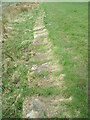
[33,26,45,31]
[34,28,47,34]
[30,63,49,73]
[31,65,38,71]
[26,110,39,118]
[32,38,48,45]
[23,96,69,118]
[23,97,47,118]
[30,51,52,61]
[34,32,48,39]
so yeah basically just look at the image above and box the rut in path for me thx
[23,10,72,118]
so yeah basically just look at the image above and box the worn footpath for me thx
[23,10,72,118]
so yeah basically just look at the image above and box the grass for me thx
[22,86,60,97]
[2,3,39,118]
[30,71,49,78]
[2,3,60,118]
[2,2,88,118]
[42,2,88,118]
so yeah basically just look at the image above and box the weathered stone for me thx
[30,63,49,73]
[31,65,38,71]
[23,97,47,118]
[26,110,39,118]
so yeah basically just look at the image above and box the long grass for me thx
[2,3,39,117]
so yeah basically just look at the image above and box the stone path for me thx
[23,10,72,118]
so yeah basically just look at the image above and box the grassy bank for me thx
[2,3,39,117]
[42,3,88,118]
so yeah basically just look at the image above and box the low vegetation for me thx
[2,2,88,118]
[2,3,39,117]
[42,2,88,117]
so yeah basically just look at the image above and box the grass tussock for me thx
[2,2,39,37]
[2,3,39,118]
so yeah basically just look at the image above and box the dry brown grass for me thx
[2,2,39,37]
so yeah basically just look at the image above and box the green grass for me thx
[29,59,50,66]
[2,6,39,118]
[22,86,60,97]
[42,3,88,118]
[2,3,88,118]
[30,71,49,79]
